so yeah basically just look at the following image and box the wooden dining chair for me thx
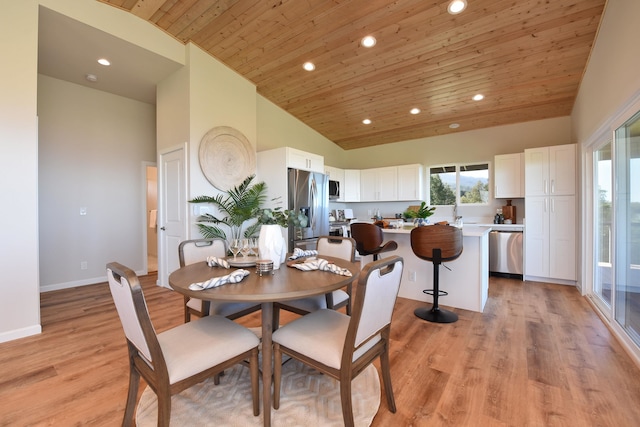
[274,236,356,323]
[178,238,261,322]
[272,255,404,427]
[106,262,260,427]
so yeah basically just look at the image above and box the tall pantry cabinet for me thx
[524,144,577,283]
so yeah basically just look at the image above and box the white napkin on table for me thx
[207,256,230,269]
[288,248,318,260]
[189,269,250,291]
[290,258,352,276]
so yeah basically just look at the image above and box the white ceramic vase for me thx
[258,224,286,269]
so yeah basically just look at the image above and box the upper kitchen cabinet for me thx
[525,144,576,197]
[343,169,361,202]
[285,147,324,172]
[360,166,398,202]
[494,153,524,198]
[397,164,424,201]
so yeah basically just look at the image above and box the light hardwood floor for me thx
[1,274,639,426]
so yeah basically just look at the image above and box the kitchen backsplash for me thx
[329,198,525,224]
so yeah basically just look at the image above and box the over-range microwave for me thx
[329,180,340,200]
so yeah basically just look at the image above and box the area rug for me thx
[136,359,380,426]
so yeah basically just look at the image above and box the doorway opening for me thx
[146,165,158,273]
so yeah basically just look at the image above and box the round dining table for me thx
[168,256,360,427]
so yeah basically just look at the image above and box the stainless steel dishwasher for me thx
[489,230,523,277]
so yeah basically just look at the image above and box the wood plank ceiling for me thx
[98,0,606,150]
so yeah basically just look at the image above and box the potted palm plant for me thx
[189,175,266,242]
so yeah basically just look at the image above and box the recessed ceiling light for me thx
[85,74,98,82]
[363,119,372,125]
[97,58,110,66]
[473,94,484,101]
[361,36,377,48]
[303,62,315,71]
[410,108,421,115]
[449,123,460,129]
[448,0,467,15]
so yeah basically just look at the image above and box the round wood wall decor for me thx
[198,126,256,191]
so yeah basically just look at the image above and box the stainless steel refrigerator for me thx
[287,168,329,252]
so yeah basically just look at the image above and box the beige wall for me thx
[37,75,156,288]
[256,95,346,166]
[0,0,41,342]
[343,116,572,169]
[572,0,640,144]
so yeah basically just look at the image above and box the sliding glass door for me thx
[613,111,640,345]
[594,142,613,307]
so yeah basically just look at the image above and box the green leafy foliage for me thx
[257,207,308,228]
[189,175,266,241]
[403,201,436,219]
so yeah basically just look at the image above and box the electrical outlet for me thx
[409,270,417,282]
[80,207,87,216]
[80,261,88,270]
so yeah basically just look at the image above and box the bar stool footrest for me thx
[422,289,448,297]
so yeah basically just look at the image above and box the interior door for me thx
[158,144,187,288]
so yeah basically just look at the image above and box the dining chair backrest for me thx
[317,236,356,262]
[179,238,227,267]
[107,262,158,364]
[346,256,404,358]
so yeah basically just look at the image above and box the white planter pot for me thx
[258,224,286,269]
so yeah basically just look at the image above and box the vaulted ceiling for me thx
[98,0,606,150]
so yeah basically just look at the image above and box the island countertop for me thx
[382,224,492,237]
[361,224,490,312]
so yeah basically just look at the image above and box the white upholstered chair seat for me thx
[157,315,260,384]
[272,309,379,369]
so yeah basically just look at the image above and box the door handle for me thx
[160,226,166,231]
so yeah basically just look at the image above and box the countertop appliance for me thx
[489,230,523,278]
[288,168,329,252]
[329,221,351,237]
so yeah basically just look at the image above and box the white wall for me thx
[37,75,156,289]
[0,1,41,342]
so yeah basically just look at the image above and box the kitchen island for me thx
[360,225,491,313]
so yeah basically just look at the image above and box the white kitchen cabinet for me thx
[397,164,423,201]
[525,195,576,281]
[285,147,324,172]
[343,169,361,202]
[360,167,397,201]
[494,153,524,198]
[524,143,576,282]
[525,144,575,196]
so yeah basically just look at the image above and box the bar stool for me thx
[410,224,463,323]
[350,222,398,261]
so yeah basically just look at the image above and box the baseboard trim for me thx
[0,324,42,344]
